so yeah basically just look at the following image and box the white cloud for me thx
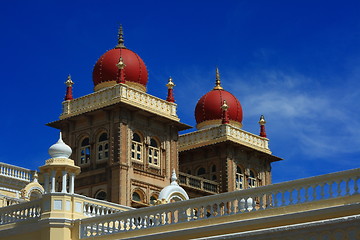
[225,69,360,159]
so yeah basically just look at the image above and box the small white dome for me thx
[159,170,189,202]
[48,133,72,158]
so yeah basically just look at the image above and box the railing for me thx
[79,168,360,238]
[0,193,133,226]
[60,83,178,121]
[0,199,41,225]
[0,194,25,207]
[0,162,32,182]
[179,124,271,154]
[78,194,133,217]
[178,172,219,194]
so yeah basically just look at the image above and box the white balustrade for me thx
[179,124,271,153]
[83,202,121,217]
[0,162,32,182]
[79,168,360,238]
[0,199,41,225]
[60,83,179,121]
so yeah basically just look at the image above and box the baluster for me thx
[320,183,325,200]
[345,178,350,196]
[281,191,285,206]
[273,192,278,207]
[289,189,293,205]
[336,180,342,197]
[312,185,317,201]
[329,181,334,198]
[353,176,359,194]
[305,186,309,202]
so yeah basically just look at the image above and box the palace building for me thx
[0,27,359,240]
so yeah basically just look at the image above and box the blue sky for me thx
[0,1,359,183]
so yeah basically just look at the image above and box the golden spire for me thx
[213,67,223,90]
[221,100,229,111]
[65,74,74,87]
[166,77,175,89]
[116,57,126,69]
[115,25,126,49]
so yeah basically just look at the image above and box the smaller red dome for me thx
[93,48,148,91]
[195,69,243,129]
[92,26,148,91]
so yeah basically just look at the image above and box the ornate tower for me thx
[178,69,281,197]
[48,27,190,207]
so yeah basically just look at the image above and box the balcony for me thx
[178,172,219,194]
[179,124,272,154]
[60,83,179,121]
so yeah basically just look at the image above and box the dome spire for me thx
[115,25,126,49]
[64,74,74,101]
[166,77,175,103]
[259,115,267,138]
[221,100,230,124]
[214,67,223,90]
[116,57,126,83]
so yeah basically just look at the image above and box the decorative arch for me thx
[235,165,245,190]
[150,192,159,205]
[79,135,91,165]
[248,169,257,188]
[96,131,109,162]
[196,166,206,177]
[148,137,160,166]
[132,188,146,203]
[94,190,107,200]
[131,131,144,161]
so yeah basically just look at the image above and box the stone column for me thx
[43,172,49,193]
[69,172,75,194]
[50,170,56,193]
[61,170,68,193]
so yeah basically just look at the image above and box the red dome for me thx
[92,48,148,91]
[195,89,243,129]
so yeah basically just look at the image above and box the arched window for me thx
[132,192,142,202]
[248,170,257,188]
[97,132,109,161]
[80,137,90,165]
[150,194,158,205]
[197,167,206,176]
[131,133,143,161]
[235,165,244,190]
[212,165,216,172]
[95,190,107,200]
[148,138,160,166]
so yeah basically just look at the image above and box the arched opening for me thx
[131,133,143,161]
[148,138,160,166]
[95,190,107,201]
[97,132,109,161]
[248,170,257,188]
[235,165,244,190]
[132,192,142,202]
[79,137,90,165]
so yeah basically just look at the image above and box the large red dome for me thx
[92,27,148,92]
[195,69,243,129]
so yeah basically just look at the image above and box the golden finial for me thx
[166,77,175,89]
[214,67,223,90]
[221,100,229,111]
[259,115,266,125]
[115,25,126,49]
[116,57,126,69]
[65,74,74,87]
